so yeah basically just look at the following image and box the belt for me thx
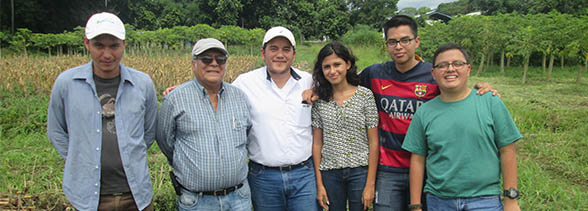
[251,158,311,171]
[196,184,243,196]
[101,191,131,196]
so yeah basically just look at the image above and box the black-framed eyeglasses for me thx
[386,37,415,47]
[197,55,228,65]
[434,61,469,70]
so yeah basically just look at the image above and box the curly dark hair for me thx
[312,41,359,101]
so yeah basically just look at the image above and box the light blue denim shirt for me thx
[47,62,158,211]
[156,79,251,192]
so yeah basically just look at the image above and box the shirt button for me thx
[97,111,100,114]
[96,129,100,133]
[95,165,99,169]
[95,183,98,187]
[94,192,98,195]
[96,147,100,151]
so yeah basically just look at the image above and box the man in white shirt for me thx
[232,26,319,211]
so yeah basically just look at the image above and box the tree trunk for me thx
[507,56,511,67]
[542,53,547,72]
[500,49,505,73]
[561,55,565,69]
[522,55,529,84]
[547,52,555,81]
[476,53,485,77]
[485,51,491,71]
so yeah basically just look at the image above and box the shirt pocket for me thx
[229,114,249,149]
[121,93,146,140]
[296,104,312,127]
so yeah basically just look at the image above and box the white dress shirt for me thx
[233,66,313,167]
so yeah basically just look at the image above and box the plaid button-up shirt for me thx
[156,80,251,192]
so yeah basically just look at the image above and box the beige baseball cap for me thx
[192,38,228,57]
[85,12,125,40]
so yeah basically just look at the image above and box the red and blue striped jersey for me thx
[359,60,439,173]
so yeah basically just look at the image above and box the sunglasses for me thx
[197,55,228,65]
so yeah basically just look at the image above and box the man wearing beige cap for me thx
[232,26,319,211]
[157,38,252,211]
[47,12,157,210]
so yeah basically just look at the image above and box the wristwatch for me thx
[408,204,423,210]
[503,188,520,199]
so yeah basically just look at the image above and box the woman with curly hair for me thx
[311,41,379,211]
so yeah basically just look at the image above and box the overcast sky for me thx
[397,0,457,10]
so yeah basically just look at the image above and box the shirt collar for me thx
[265,67,301,81]
[72,61,135,86]
[192,79,225,99]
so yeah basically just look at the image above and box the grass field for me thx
[0,43,587,210]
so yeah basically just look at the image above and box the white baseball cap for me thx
[85,12,125,40]
[262,26,296,49]
[192,38,228,58]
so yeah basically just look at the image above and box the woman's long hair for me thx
[312,41,359,101]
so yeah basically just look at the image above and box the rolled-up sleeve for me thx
[47,76,69,160]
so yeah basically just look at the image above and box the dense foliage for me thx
[437,0,588,16]
[0,0,398,40]
[418,11,588,83]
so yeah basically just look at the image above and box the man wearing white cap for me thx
[156,38,252,211]
[47,12,157,210]
[232,26,319,210]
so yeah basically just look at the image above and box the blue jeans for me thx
[248,160,320,211]
[374,170,409,211]
[177,180,251,211]
[321,166,368,211]
[426,193,503,211]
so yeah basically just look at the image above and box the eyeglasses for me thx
[434,61,469,71]
[197,55,228,65]
[386,37,415,47]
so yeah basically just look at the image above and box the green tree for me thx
[207,0,244,26]
[348,0,398,29]
[316,0,350,40]
[436,0,473,16]
[9,28,32,56]
[509,15,539,84]
[492,14,519,73]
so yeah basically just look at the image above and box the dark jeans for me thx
[321,166,368,211]
[374,171,409,211]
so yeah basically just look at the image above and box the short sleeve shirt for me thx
[402,89,522,198]
[311,86,379,170]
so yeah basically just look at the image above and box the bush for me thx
[340,24,382,46]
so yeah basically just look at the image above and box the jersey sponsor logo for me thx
[371,79,438,99]
[414,84,427,97]
[379,97,424,118]
[381,84,393,90]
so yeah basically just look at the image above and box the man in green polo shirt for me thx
[402,43,522,211]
